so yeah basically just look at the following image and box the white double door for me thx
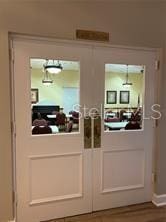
[13,38,156,222]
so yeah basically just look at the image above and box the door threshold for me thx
[44,202,155,222]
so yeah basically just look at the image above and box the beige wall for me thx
[105,72,143,108]
[0,1,165,221]
[31,69,79,107]
[0,31,13,222]
[32,69,143,109]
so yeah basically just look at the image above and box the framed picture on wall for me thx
[31,88,39,104]
[120,90,130,104]
[106,90,117,104]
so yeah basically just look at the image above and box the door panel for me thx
[13,40,93,222]
[92,47,156,211]
[29,152,83,205]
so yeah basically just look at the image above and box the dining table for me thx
[104,121,128,130]
[47,114,72,119]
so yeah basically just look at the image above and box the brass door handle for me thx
[84,116,92,149]
[94,116,101,148]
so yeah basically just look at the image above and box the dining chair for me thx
[32,126,52,134]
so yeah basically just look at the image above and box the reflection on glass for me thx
[31,58,80,135]
[104,64,144,131]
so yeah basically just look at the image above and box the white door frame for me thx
[9,33,162,220]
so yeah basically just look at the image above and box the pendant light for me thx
[44,59,63,74]
[122,64,133,88]
[42,70,53,86]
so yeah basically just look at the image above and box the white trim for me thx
[29,152,83,205]
[9,39,17,222]
[10,33,162,220]
[102,184,144,194]
[101,149,145,194]
[10,33,159,53]
[152,193,166,206]
[30,193,83,206]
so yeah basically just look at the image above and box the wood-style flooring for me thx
[46,202,166,222]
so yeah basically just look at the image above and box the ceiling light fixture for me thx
[44,59,63,74]
[122,64,133,88]
[42,70,53,86]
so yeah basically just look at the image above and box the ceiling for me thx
[30,59,144,74]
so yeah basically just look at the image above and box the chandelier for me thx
[44,59,63,74]
[42,70,53,86]
[122,64,133,87]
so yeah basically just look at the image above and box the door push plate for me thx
[94,116,101,148]
[84,116,92,149]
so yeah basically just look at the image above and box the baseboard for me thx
[152,193,166,206]
[8,219,16,222]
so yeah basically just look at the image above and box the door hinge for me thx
[9,46,14,63]
[152,172,157,184]
[155,60,160,70]
[12,190,18,206]
[11,121,16,137]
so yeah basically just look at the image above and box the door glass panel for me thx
[104,64,144,131]
[30,58,80,135]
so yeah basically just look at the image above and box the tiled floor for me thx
[46,202,166,222]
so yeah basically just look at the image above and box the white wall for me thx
[0,1,165,220]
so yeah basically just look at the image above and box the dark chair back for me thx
[55,112,66,126]
[32,126,52,134]
[120,109,126,121]
[125,121,141,130]
[69,111,79,124]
